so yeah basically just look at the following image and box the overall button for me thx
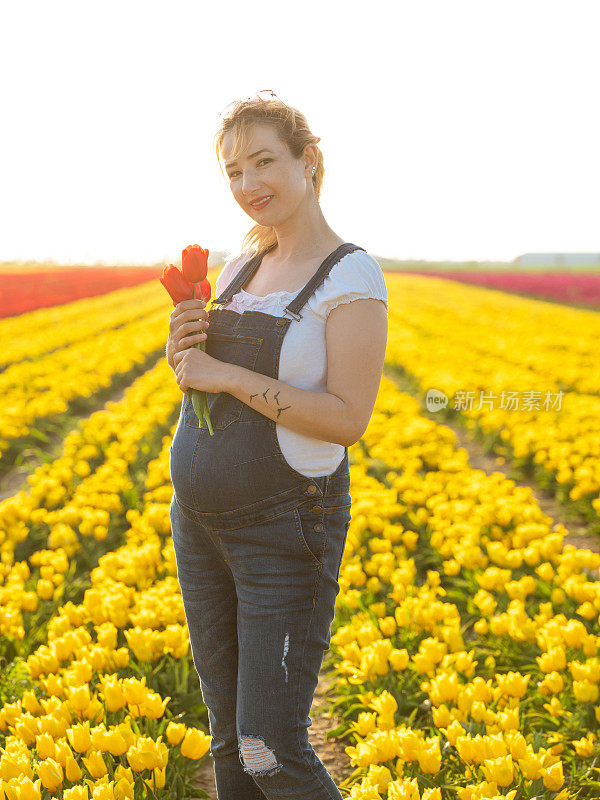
[275,318,286,326]
[313,523,324,532]
[310,505,322,514]
[305,485,317,495]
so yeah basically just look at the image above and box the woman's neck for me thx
[268,200,342,264]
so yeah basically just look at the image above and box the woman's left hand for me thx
[173,348,233,394]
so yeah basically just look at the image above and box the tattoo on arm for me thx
[248,386,291,418]
[273,390,291,417]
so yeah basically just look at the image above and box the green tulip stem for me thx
[191,282,214,435]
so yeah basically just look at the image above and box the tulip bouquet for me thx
[160,245,214,435]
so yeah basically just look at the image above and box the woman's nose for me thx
[241,173,261,193]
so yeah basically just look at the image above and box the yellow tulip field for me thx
[1,271,599,798]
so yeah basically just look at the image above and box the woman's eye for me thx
[228,159,272,179]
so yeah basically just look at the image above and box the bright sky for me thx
[1,0,598,266]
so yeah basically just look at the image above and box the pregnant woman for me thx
[166,89,388,799]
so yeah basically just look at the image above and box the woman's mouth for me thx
[250,196,273,210]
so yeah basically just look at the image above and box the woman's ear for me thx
[302,143,318,173]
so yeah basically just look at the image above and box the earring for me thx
[312,167,316,174]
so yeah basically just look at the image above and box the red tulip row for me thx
[0,268,162,319]
[406,270,600,307]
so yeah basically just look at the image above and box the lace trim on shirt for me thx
[326,294,389,317]
[230,287,300,307]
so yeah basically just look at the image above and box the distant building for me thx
[514,253,600,267]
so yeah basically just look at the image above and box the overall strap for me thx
[211,244,278,306]
[283,243,366,321]
[210,242,366,319]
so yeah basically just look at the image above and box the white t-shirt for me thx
[213,247,388,477]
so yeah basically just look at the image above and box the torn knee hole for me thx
[238,734,283,776]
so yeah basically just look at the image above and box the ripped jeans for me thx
[169,469,351,799]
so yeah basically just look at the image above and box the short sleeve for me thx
[316,250,388,319]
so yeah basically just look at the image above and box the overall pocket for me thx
[293,499,327,567]
[184,332,263,430]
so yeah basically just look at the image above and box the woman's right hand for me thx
[167,299,210,372]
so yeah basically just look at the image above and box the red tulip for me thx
[194,278,212,303]
[182,245,209,284]
[160,246,214,435]
[160,264,193,307]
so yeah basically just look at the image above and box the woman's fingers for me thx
[169,300,208,333]
[168,303,210,368]
[172,313,210,340]
[173,299,206,315]
[177,332,207,349]
[173,349,186,369]
[180,318,209,335]
[173,324,207,349]
[177,308,210,324]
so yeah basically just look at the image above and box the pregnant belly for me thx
[169,413,294,516]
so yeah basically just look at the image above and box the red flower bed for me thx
[412,271,600,307]
[0,267,162,318]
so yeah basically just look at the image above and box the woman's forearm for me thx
[224,364,356,446]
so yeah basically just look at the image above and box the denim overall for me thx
[169,242,365,799]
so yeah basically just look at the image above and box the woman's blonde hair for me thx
[214,94,324,258]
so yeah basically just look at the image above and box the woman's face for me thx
[222,122,313,224]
